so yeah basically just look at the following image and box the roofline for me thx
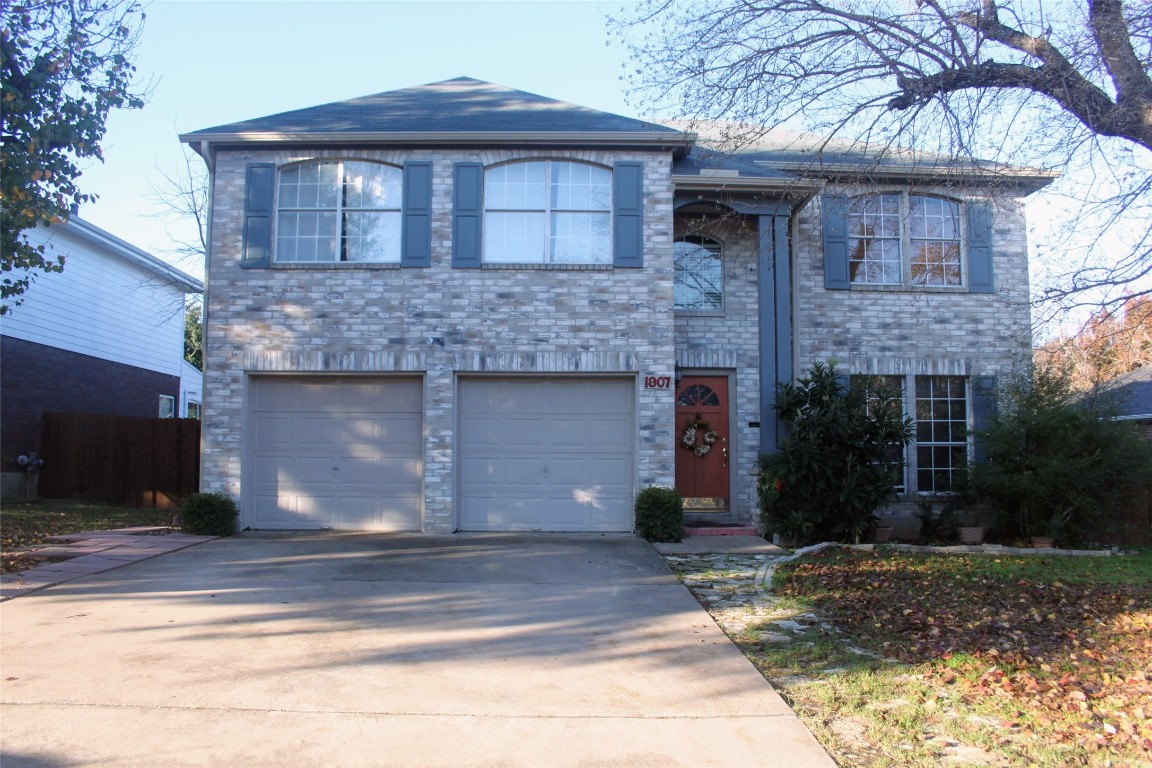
[671,173,820,192]
[180,130,696,155]
[1114,413,1152,422]
[60,217,203,293]
[755,160,1060,191]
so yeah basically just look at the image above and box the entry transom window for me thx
[276,160,402,263]
[674,236,723,311]
[484,161,611,264]
[849,193,962,287]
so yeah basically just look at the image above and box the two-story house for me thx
[181,77,1054,534]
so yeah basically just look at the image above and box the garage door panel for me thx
[458,377,635,532]
[248,377,423,531]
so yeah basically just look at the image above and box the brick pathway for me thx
[0,528,215,601]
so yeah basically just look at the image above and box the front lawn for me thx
[672,547,1152,767]
[1,499,174,573]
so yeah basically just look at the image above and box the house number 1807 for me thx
[643,375,672,390]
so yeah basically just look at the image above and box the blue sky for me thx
[78,0,636,278]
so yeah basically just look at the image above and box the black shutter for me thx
[613,161,643,268]
[822,194,850,289]
[241,163,275,269]
[452,162,483,268]
[401,161,432,267]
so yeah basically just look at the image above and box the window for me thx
[855,375,907,493]
[484,161,611,264]
[915,376,968,493]
[674,236,723,311]
[185,401,201,420]
[848,193,962,287]
[276,160,402,263]
[158,395,176,419]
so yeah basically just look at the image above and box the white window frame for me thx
[185,401,201,419]
[483,160,612,265]
[275,160,403,264]
[158,395,176,419]
[674,236,724,312]
[848,192,965,288]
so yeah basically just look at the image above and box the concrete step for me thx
[684,524,760,537]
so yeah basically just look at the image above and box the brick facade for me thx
[1,335,181,459]
[203,148,678,532]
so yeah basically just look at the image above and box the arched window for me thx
[276,160,402,263]
[674,236,722,311]
[848,193,962,286]
[484,160,612,264]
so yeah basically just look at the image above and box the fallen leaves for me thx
[777,548,1152,762]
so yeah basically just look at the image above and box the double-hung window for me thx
[484,161,612,264]
[914,376,968,493]
[276,160,402,263]
[848,193,962,287]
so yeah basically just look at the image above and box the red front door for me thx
[675,376,730,511]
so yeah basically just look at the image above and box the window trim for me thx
[673,235,724,314]
[158,395,176,419]
[482,159,614,266]
[274,158,404,265]
[845,191,966,290]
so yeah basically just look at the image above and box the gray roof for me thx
[1100,366,1152,420]
[673,147,798,181]
[183,77,684,139]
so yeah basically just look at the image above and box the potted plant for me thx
[1031,508,1071,549]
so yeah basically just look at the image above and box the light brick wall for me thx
[202,148,677,532]
[793,185,1033,378]
[673,216,762,521]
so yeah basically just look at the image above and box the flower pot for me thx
[958,526,985,545]
[1030,536,1055,549]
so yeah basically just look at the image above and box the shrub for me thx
[634,486,684,543]
[969,365,1152,546]
[178,492,239,536]
[758,362,912,545]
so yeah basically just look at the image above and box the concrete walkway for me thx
[0,531,835,767]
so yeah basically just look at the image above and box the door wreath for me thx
[680,419,720,457]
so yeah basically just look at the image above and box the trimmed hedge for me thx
[179,492,239,536]
[635,486,684,543]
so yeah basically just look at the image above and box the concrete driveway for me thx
[1,532,834,767]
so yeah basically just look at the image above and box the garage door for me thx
[248,376,422,530]
[458,377,634,531]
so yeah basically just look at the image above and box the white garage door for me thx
[248,376,423,530]
[458,377,635,531]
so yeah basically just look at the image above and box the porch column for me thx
[758,212,792,455]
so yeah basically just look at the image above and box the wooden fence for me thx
[39,413,200,509]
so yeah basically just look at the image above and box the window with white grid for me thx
[849,193,963,287]
[914,376,968,493]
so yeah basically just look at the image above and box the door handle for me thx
[721,438,728,468]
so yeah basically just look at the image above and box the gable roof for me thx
[1099,366,1152,421]
[181,77,694,156]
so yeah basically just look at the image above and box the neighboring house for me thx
[180,359,204,419]
[180,76,1054,533]
[1100,365,1152,440]
[0,216,203,495]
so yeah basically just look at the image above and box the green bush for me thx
[634,486,684,543]
[969,365,1152,546]
[178,492,239,536]
[758,362,913,545]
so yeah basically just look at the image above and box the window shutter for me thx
[241,163,275,269]
[822,194,850,289]
[452,162,483,268]
[971,375,997,464]
[402,161,433,267]
[613,161,643,268]
[967,202,995,293]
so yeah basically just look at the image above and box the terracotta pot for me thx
[1030,536,1055,549]
[958,526,985,545]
